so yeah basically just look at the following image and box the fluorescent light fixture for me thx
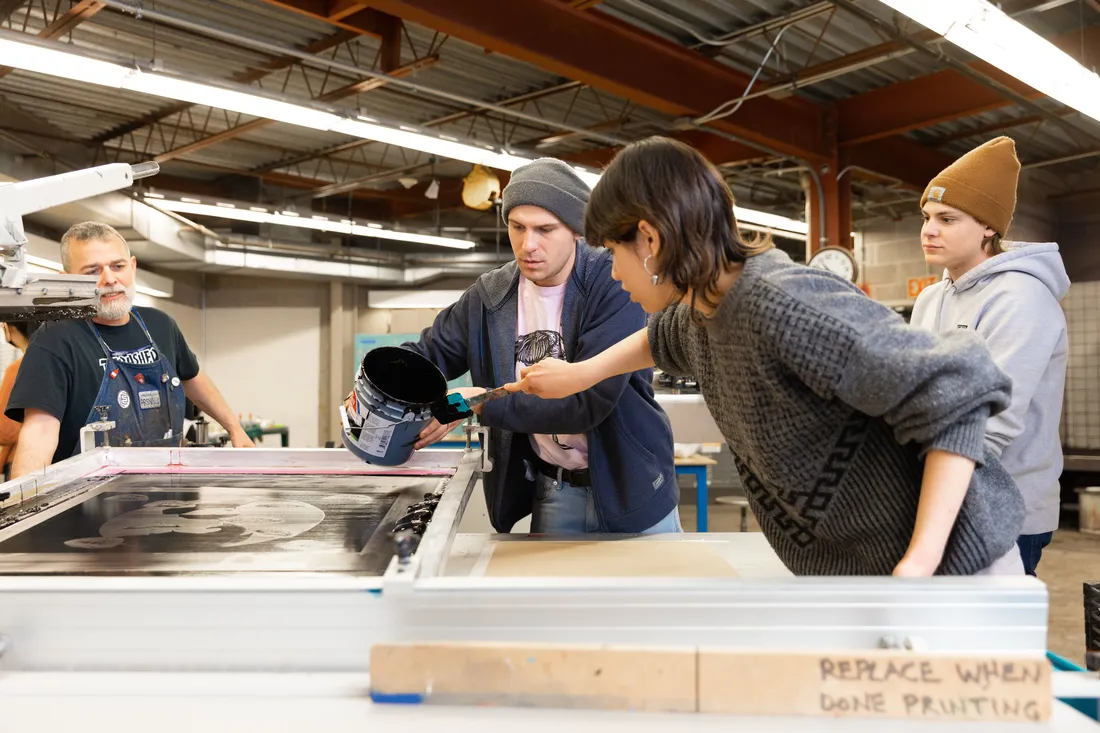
[368,290,465,309]
[147,196,476,250]
[206,248,398,281]
[136,285,171,298]
[26,254,63,271]
[125,73,339,130]
[330,118,531,171]
[0,36,130,86]
[876,0,1100,122]
[734,206,808,235]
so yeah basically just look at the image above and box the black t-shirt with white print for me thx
[6,306,200,464]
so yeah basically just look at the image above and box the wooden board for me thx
[483,540,738,577]
[698,649,1051,723]
[370,642,697,712]
[371,643,1053,722]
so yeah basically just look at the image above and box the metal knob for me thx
[393,530,420,564]
[130,161,160,180]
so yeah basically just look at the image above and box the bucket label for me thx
[357,410,397,457]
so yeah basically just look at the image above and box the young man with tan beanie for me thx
[912,136,1070,576]
[400,158,680,536]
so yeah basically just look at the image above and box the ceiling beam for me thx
[749,31,935,102]
[847,136,954,193]
[929,109,1074,145]
[837,24,1100,146]
[0,0,105,79]
[152,55,437,164]
[327,0,369,22]
[257,0,829,164]
[838,65,1039,146]
[37,0,104,38]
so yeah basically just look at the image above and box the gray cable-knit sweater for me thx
[649,249,1025,575]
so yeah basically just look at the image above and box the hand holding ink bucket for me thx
[340,347,449,466]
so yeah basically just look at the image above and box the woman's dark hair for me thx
[4,320,40,340]
[584,136,774,312]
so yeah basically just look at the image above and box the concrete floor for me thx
[678,501,1100,668]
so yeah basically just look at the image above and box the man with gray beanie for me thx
[403,158,680,535]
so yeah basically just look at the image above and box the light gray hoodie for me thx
[911,243,1070,535]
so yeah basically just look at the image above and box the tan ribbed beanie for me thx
[920,136,1020,236]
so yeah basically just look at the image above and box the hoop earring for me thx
[643,255,659,286]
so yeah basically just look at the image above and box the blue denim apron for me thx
[78,310,185,452]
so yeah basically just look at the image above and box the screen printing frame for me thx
[0,444,1050,673]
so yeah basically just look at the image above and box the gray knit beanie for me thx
[501,158,591,237]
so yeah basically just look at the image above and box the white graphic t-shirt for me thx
[515,277,589,470]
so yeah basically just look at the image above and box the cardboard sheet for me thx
[484,540,738,577]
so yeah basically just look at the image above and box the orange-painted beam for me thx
[838,64,1036,145]
[258,0,829,164]
[838,26,1100,145]
[327,0,368,22]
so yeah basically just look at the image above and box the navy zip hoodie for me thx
[405,241,678,533]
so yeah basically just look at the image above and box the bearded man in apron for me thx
[5,221,254,477]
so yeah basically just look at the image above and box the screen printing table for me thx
[0,444,1091,730]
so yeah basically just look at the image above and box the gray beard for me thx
[97,285,135,321]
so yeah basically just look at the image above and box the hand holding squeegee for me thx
[429,386,511,424]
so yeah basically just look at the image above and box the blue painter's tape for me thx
[371,691,425,705]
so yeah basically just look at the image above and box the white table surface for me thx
[443,531,794,577]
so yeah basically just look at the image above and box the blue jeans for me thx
[531,471,683,534]
[1016,532,1053,576]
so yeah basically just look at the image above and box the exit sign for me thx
[907,275,937,297]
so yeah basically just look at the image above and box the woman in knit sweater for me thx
[506,136,1025,577]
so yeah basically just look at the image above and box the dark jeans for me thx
[1016,532,1054,576]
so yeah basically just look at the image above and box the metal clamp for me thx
[79,415,116,454]
[464,421,492,473]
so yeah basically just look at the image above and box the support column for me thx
[320,281,355,447]
[805,155,853,256]
[805,108,852,258]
